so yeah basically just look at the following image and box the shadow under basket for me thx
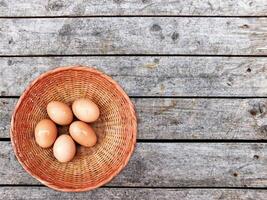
[10,66,137,192]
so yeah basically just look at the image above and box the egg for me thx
[47,101,73,125]
[69,121,97,147]
[35,119,57,148]
[72,98,100,123]
[53,135,76,163]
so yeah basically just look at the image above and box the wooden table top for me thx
[0,0,267,199]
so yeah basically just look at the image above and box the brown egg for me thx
[53,135,76,163]
[47,101,73,125]
[69,121,97,147]
[72,98,100,123]
[35,119,57,148]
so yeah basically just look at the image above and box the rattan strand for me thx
[10,66,137,192]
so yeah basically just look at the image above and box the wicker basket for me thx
[10,66,137,192]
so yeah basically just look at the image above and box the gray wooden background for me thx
[0,0,267,199]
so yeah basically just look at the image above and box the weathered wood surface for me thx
[1,18,267,55]
[1,142,266,187]
[1,57,267,97]
[0,0,266,197]
[0,0,267,17]
[2,98,267,139]
[1,187,267,200]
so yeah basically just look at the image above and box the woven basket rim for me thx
[10,65,137,192]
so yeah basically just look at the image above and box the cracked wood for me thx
[0,0,266,16]
[1,57,267,96]
[0,142,266,187]
[0,187,266,200]
[1,98,267,139]
[1,18,267,55]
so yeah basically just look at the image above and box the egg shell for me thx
[35,119,57,148]
[69,121,97,147]
[53,135,76,163]
[47,101,73,125]
[72,98,100,123]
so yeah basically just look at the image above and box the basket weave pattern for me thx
[10,66,137,192]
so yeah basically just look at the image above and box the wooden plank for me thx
[1,142,266,187]
[1,56,267,96]
[0,0,267,16]
[0,187,266,200]
[1,98,267,140]
[1,18,267,55]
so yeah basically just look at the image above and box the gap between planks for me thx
[1,138,267,143]
[2,96,267,99]
[0,185,266,190]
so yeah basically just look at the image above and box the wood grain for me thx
[1,57,267,97]
[0,0,266,16]
[1,0,266,197]
[1,18,267,55]
[2,98,267,140]
[1,142,266,187]
[1,187,267,200]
